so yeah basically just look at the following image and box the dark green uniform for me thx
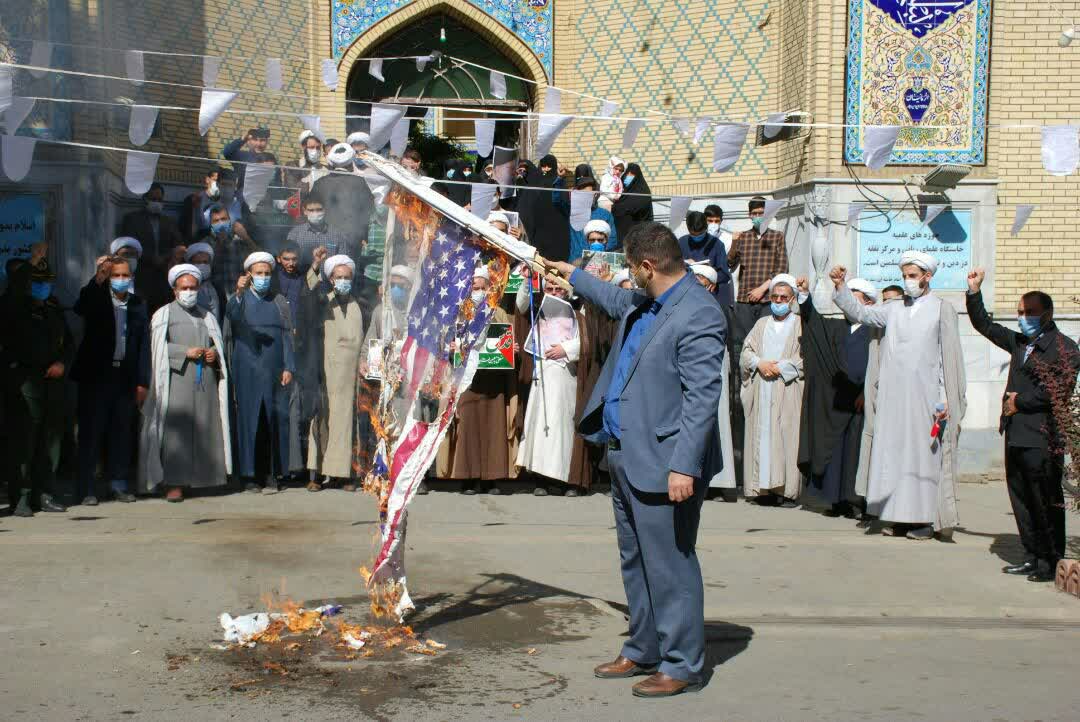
[1,260,73,511]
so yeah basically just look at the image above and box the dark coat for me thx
[70,278,151,388]
[966,290,1080,450]
[516,158,570,262]
[678,233,734,308]
[119,209,184,260]
[310,172,375,243]
[611,163,653,243]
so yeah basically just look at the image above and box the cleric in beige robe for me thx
[740,274,804,504]
[306,255,366,485]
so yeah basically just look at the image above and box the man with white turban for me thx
[110,235,172,315]
[183,241,221,322]
[829,253,966,540]
[739,273,804,504]
[226,252,297,494]
[795,275,879,518]
[311,143,376,267]
[137,264,231,502]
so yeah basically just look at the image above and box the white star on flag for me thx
[454,259,466,272]
[438,287,449,298]
[439,306,450,318]
[456,278,468,289]
[439,269,449,279]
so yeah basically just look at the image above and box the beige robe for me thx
[307,287,366,479]
[740,314,804,499]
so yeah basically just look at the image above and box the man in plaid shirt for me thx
[285,194,359,276]
[726,196,789,488]
[203,204,257,302]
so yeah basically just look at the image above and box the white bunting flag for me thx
[369,103,406,151]
[125,50,144,85]
[694,118,711,145]
[489,71,507,100]
[671,118,691,137]
[202,56,221,87]
[198,89,237,136]
[369,58,384,82]
[668,196,691,231]
[1010,204,1035,236]
[1041,125,1079,176]
[5,97,35,134]
[712,123,750,173]
[622,119,645,151]
[423,106,434,123]
[390,117,410,157]
[600,100,618,119]
[759,199,785,232]
[128,104,158,146]
[863,125,901,171]
[544,87,561,113]
[243,163,275,211]
[922,203,947,227]
[535,114,572,157]
[416,55,432,72]
[569,190,593,231]
[265,58,283,91]
[763,112,786,139]
[321,59,339,91]
[299,114,323,142]
[124,150,158,195]
[29,41,52,79]
[0,67,11,113]
[847,202,866,229]
[474,119,495,158]
[1,135,35,181]
[470,181,496,216]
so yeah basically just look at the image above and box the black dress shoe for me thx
[1027,561,1055,582]
[112,492,136,503]
[1002,561,1037,575]
[416,481,429,495]
[39,494,67,513]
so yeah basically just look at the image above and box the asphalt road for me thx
[1,481,1078,721]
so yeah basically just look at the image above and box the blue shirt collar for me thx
[651,270,690,308]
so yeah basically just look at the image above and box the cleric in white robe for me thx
[739,274,804,504]
[137,264,231,501]
[830,251,966,540]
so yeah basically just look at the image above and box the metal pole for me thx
[527,270,550,435]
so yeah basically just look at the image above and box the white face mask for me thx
[903,278,925,298]
[306,211,326,225]
[207,181,220,198]
[305,148,321,163]
[470,290,486,306]
[707,222,720,236]
[176,289,199,309]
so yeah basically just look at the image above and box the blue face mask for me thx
[110,278,132,295]
[333,279,352,296]
[389,285,408,307]
[589,241,606,252]
[770,301,790,317]
[751,217,764,231]
[623,173,635,187]
[689,232,707,242]
[211,220,233,237]
[1018,316,1042,338]
[446,169,455,178]
[251,275,271,294]
[30,281,52,301]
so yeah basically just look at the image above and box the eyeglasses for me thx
[769,293,792,302]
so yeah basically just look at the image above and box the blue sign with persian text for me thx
[0,194,45,280]
[857,208,971,291]
[868,0,976,38]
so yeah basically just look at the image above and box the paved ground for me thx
[2,480,1079,721]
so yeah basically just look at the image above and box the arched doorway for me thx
[345,10,539,168]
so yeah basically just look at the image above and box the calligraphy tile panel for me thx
[331,0,553,79]
[844,0,992,165]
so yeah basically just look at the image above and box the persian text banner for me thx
[844,0,992,165]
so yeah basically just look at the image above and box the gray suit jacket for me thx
[573,270,727,493]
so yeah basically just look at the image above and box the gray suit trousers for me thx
[608,447,707,682]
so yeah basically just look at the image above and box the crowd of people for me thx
[1,127,1074,584]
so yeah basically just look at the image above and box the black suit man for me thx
[966,268,1079,582]
[70,255,151,505]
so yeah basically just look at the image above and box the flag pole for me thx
[527,268,550,436]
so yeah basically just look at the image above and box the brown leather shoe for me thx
[632,672,695,698]
[593,655,657,679]
[306,480,322,492]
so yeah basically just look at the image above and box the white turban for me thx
[325,142,356,169]
[487,211,510,227]
[611,268,632,287]
[389,264,415,285]
[346,131,371,147]
[168,263,202,287]
[323,254,355,279]
[299,129,317,145]
[110,236,143,256]
[473,265,490,282]
[769,273,798,294]
[244,251,275,271]
[184,241,215,262]
[689,262,718,284]
[847,277,878,301]
[899,250,938,275]
[583,219,611,238]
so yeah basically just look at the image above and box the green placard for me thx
[477,323,515,370]
[504,272,524,295]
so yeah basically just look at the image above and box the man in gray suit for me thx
[546,222,727,697]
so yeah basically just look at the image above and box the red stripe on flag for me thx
[389,420,429,482]
[406,344,430,399]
